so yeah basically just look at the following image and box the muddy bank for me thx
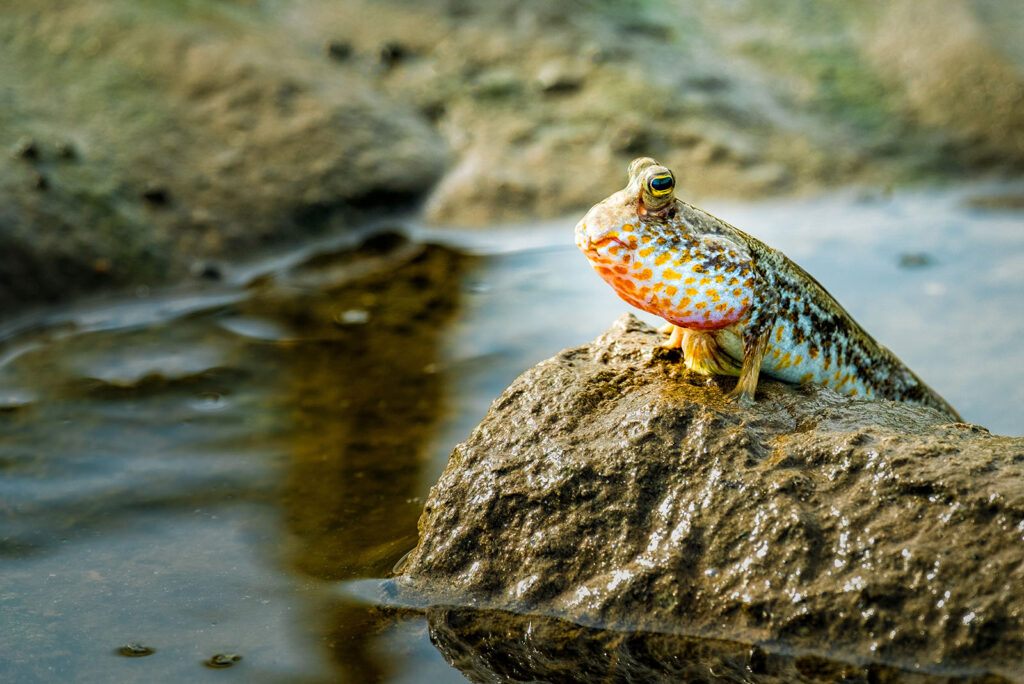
[2,0,1023,309]
[0,0,445,310]
[316,0,1024,225]
[397,315,1024,679]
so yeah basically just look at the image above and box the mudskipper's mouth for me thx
[586,236,633,252]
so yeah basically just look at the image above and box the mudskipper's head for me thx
[574,157,677,256]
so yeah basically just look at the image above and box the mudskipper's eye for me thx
[648,172,674,196]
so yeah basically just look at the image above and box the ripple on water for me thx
[70,345,228,387]
[187,392,230,412]
[0,388,37,411]
[217,315,296,342]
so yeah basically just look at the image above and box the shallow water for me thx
[1,187,1021,683]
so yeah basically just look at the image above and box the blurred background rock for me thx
[2,0,1021,311]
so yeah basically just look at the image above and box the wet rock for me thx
[357,229,410,255]
[471,68,523,100]
[398,315,1024,677]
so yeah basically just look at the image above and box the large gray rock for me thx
[397,315,1024,680]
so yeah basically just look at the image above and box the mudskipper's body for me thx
[575,157,960,420]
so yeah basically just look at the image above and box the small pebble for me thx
[325,39,352,61]
[190,260,223,281]
[57,142,77,160]
[747,645,768,674]
[13,137,39,160]
[359,230,407,254]
[117,643,155,658]
[205,653,242,669]
[536,61,583,94]
[608,119,648,155]
[472,68,522,99]
[898,252,934,268]
[141,184,170,206]
[685,74,731,93]
[379,41,410,70]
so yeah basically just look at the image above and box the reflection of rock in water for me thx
[245,233,468,679]
[253,234,467,580]
[428,607,1014,684]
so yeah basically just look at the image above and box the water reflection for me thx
[0,233,468,682]
[258,240,465,580]
[0,187,1020,682]
[256,239,467,680]
[427,607,1016,684]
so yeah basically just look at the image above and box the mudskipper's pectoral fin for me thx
[726,330,770,405]
[681,330,741,377]
[660,323,685,348]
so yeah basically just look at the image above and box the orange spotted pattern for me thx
[576,220,754,331]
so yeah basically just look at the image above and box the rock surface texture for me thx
[399,315,1024,680]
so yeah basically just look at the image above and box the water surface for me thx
[1,187,1021,682]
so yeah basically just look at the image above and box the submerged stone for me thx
[398,314,1024,679]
